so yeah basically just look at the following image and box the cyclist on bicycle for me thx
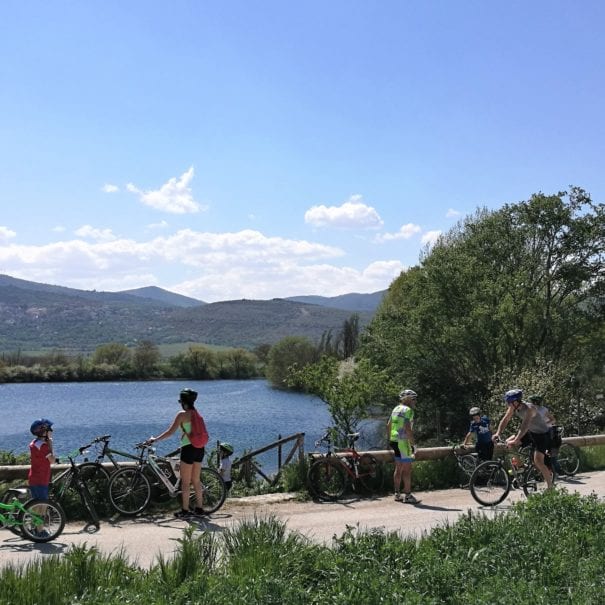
[462,407,494,461]
[492,389,554,489]
[387,389,419,504]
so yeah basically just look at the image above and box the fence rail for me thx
[1,434,604,482]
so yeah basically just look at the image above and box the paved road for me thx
[2,470,604,569]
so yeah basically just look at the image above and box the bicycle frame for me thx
[0,499,42,530]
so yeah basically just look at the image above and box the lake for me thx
[0,379,383,472]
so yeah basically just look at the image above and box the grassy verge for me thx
[1,490,605,604]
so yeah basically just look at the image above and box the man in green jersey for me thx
[387,389,419,504]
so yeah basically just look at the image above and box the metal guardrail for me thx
[1,434,604,482]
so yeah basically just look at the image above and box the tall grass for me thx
[1,490,605,604]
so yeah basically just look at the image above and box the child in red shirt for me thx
[28,418,56,500]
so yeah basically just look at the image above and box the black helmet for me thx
[30,418,53,437]
[179,388,198,406]
[528,394,543,405]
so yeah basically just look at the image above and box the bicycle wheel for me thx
[20,498,65,543]
[308,458,347,500]
[77,462,110,498]
[356,454,383,493]
[557,443,580,476]
[469,461,511,506]
[521,466,551,497]
[108,468,151,515]
[191,467,227,514]
[1,488,30,536]
[460,455,478,479]
[146,460,175,503]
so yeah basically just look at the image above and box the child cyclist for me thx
[462,407,494,461]
[218,442,234,492]
[28,418,56,500]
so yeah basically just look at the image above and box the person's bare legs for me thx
[179,462,193,510]
[191,461,204,509]
[534,450,553,488]
[402,461,413,494]
[393,461,405,496]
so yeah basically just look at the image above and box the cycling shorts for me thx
[528,431,551,455]
[389,440,415,463]
[180,444,205,464]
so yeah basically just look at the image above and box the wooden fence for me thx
[1,433,604,482]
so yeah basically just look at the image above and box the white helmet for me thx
[469,407,481,416]
[399,389,417,402]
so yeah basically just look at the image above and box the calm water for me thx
[0,379,349,472]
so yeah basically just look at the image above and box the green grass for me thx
[2,490,605,604]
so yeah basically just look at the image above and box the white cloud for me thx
[127,166,206,214]
[446,208,461,218]
[146,220,169,231]
[102,183,119,193]
[0,226,17,241]
[374,223,422,243]
[74,225,117,242]
[305,195,384,229]
[421,230,442,246]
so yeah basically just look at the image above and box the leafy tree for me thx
[360,188,604,439]
[92,343,132,369]
[266,336,318,390]
[288,356,398,439]
[132,340,160,378]
[171,345,218,379]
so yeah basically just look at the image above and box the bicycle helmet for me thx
[469,407,481,416]
[219,442,234,455]
[30,418,53,437]
[528,394,543,404]
[179,388,198,406]
[399,389,417,402]
[504,389,523,404]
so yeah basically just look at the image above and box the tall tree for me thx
[360,188,604,438]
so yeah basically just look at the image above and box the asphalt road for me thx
[2,470,604,570]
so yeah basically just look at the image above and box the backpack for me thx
[185,409,209,448]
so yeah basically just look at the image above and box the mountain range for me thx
[0,274,385,352]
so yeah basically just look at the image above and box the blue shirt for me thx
[469,416,492,444]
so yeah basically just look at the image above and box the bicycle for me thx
[452,445,480,486]
[107,441,226,516]
[307,431,383,501]
[0,493,65,543]
[551,427,580,476]
[5,442,108,527]
[469,441,555,506]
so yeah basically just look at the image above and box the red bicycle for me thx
[308,431,383,500]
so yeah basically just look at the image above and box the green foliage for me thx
[289,356,397,439]
[3,493,605,604]
[361,188,605,440]
[265,336,318,390]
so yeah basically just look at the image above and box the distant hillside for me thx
[0,275,374,352]
[119,286,205,308]
[286,291,385,312]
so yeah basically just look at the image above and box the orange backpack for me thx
[185,409,209,448]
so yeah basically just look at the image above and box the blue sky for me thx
[1,1,603,302]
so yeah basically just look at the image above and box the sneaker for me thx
[35,529,50,538]
[404,493,419,504]
[174,509,192,519]
[192,507,207,516]
[394,493,403,502]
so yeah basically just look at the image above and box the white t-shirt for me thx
[220,456,232,482]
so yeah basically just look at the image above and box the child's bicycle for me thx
[307,431,383,501]
[468,439,555,506]
[0,493,65,543]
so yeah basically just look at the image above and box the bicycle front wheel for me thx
[20,498,65,543]
[356,454,383,493]
[308,458,347,500]
[108,468,151,515]
[557,443,580,476]
[191,467,227,514]
[469,461,511,506]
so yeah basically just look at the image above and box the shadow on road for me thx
[0,537,70,556]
